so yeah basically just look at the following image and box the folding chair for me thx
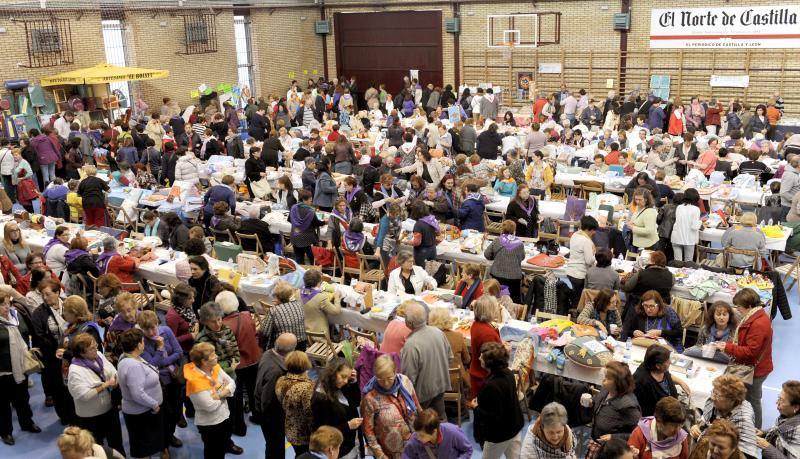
[357,253,385,290]
[444,368,464,425]
[235,231,264,257]
[305,329,345,367]
[775,255,800,301]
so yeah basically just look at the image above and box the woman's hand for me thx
[106,376,118,389]
[632,330,645,338]
[645,329,662,338]
[56,348,65,359]
[466,398,478,409]
[757,437,770,449]
[714,341,727,351]
[677,379,691,395]
[599,434,611,442]
[690,424,702,439]
[347,417,363,430]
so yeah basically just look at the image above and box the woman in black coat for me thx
[476,123,503,160]
[187,256,220,314]
[161,212,190,251]
[263,132,284,169]
[473,342,524,450]
[583,361,641,444]
[244,147,267,198]
[310,359,362,458]
[505,184,539,238]
[31,279,75,425]
[624,172,660,202]
[632,345,689,417]
[386,119,404,148]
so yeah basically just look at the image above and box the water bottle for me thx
[624,337,632,362]
[250,266,258,277]
[768,218,773,226]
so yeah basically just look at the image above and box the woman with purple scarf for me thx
[505,184,539,238]
[67,332,125,456]
[343,176,375,223]
[42,225,71,277]
[409,200,442,267]
[290,189,324,265]
[329,197,352,255]
[483,220,526,303]
[628,396,689,459]
[340,219,375,269]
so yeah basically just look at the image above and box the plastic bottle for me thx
[768,218,773,226]
[624,337,632,362]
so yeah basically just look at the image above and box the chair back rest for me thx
[306,329,334,348]
[235,231,263,254]
[345,325,379,349]
[671,297,704,328]
[723,247,760,270]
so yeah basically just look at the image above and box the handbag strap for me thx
[423,444,437,459]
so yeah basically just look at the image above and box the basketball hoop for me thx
[503,41,514,58]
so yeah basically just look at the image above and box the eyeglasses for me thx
[642,302,659,309]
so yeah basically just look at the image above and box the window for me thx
[487,13,561,48]
[102,19,131,115]
[234,14,255,104]
[181,13,217,54]
[21,17,74,68]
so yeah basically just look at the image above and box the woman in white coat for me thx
[174,149,202,185]
[67,333,124,456]
[670,188,702,262]
[386,251,437,296]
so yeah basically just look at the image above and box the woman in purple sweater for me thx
[402,408,473,459]
[138,310,185,451]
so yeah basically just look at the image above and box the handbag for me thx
[24,347,44,375]
[237,253,267,274]
[311,245,335,267]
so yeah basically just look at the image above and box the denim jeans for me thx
[40,163,56,186]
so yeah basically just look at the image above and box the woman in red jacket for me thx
[468,296,503,399]
[668,102,686,136]
[714,288,773,429]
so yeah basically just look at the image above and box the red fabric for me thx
[668,110,685,136]
[724,309,773,378]
[605,150,621,165]
[222,311,263,368]
[16,178,39,205]
[533,98,547,119]
[327,131,340,143]
[165,308,194,354]
[83,207,106,228]
[14,270,60,297]
[705,105,722,126]
[468,321,501,398]
[628,426,688,459]
[106,255,137,284]
[1,256,25,294]
[311,245,336,268]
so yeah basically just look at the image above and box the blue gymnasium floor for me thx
[2,297,797,459]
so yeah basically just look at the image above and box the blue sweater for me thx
[141,325,183,385]
[458,197,485,232]
[402,423,473,459]
[117,146,139,166]
[118,356,163,414]
[203,185,236,216]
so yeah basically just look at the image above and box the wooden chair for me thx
[257,300,273,316]
[556,220,577,246]
[625,250,640,262]
[145,280,173,312]
[775,255,800,301]
[443,367,463,425]
[578,181,604,199]
[357,253,385,289]
[344,325,379,362]
[723,247,760,273]
[235,231,264,257]
[280,232,294,258]
[212,228,235,244]
[533,310,570,323]
[455,260,487,281]
[549,184,566,201]
[484,209,505,236]
[696,245,723,267]
[537,220,559,242]
[107,204,135,232]
[305,330,345,367]
[86,272,100,314]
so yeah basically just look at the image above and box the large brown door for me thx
[334,10,443,98]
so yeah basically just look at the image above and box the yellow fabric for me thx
[672,297,703,328]
[41,63,169,86]
[66,192,82,221]
[762,225,784,239]
[183,362,221,396]
[216,268,242,290]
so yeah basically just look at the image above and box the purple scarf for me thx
[64,248,89,266]
[330,207,353,227]
[300,287,322,304]
[519,197,536,216]
[419,215,440,232]
[42,238,68,259]
[71,355,106,382]
[290,204,316,232]
[465,192,483,202]
[499,234,523,251]
[96,251,117,274]
[343,231,365,252]
[345,186,362,204]
[210,215,221,228]
[637,417,688,455]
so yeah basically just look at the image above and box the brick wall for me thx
[250,8,324,100]
[125,10,239,112]
[0,12,106,93]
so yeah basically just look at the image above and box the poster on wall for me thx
[709,75,750,88]
[650,6,800,48]
[649,75,671,100]
[537,63,562,74]
[516,72,533,100]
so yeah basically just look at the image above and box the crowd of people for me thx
[0,73,796,459]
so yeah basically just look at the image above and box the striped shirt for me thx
[701,398,758,458]
[258,300,307,349]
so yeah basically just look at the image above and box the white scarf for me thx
[0,311,26,384]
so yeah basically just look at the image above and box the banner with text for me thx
[650,6,800,48]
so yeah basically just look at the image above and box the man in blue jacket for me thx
[458,183,486,232]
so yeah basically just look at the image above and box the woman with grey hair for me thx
[195,302,240,377]
[520,401,578,459]
[386,251,437,297]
